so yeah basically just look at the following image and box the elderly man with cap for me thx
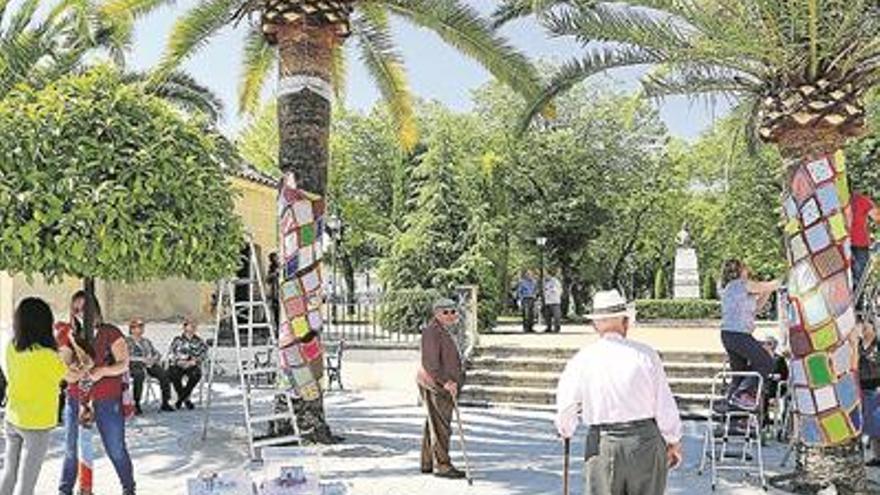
[416,298,466,479]
[556,290,683,494]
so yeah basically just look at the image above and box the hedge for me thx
[378,288,443,335]
[635,299,721,321]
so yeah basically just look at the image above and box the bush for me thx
[653,269,668,299]
[379,289,443,335]
[635,299,721,321]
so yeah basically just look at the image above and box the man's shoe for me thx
[159,403,174,412]
[135,405,143,416]
[184,400,195,410]
[867,458,880,467]
[435,467,466,479]
[421,467,433,474]
[175,400,184,410]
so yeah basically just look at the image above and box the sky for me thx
[129,1,732,141]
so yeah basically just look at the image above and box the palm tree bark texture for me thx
[780,129,866,493]
[269,19,344,443]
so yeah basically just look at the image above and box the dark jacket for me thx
[417,318,463,391]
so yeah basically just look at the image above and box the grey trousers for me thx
[0,422,51,495]
[585,420,668,495]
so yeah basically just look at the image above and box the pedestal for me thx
[673,248,700,299]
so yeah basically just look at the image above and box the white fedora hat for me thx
[586,290,635,320]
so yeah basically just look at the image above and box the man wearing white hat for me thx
[555,290,683,494]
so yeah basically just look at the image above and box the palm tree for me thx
[154,0,542,444]
[500,1,880,492]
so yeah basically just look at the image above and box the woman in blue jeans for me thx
[720,259,780,409]
[57,297,135,495]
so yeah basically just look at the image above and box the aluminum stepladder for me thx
[698,371,768,491]
[201,237,301,461]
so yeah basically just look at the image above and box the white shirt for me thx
[544,277,563,305]
[555,333,683,444]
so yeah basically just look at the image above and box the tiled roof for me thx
[230,162,279,188]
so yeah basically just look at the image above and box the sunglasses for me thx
[441,309,458,316]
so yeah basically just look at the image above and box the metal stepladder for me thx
[201,237,301,461]
[698,371,768,491]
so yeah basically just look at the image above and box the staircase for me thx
[458,345,727,417]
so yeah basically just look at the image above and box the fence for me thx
[321,286,479,350]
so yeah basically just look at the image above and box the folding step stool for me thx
[698,371,768,491]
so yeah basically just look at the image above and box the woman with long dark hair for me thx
[720,259,780,408]
[0,298,82,495]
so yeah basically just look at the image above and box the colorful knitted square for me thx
[813,246,846,279]
[795,385,816,414]
[807,157,835,184]
[791,358,808,386]
[800,197,822,227]
[836,307,856,339]
[805,222,832,253]
[832,341,854,377]
[816,183,841,216]
[790,234,809,263]
[807,353,834,387]
[809,322,837,351]
[836,374,859,410]
[791,168,815,204]
[801,415,822,444]
[783,194,799,220]
[814,385,838,413]
[820,411,852,444]
[821,273,851,317]
[792,260,819,294]
[802,291,830,328]
[790,326,813,356]
[828,213,848,242]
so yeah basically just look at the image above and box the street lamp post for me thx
[326,214,343,336]
[536,236,548,329]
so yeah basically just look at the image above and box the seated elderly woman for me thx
[859,316,880,467]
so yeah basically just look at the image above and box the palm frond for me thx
[126,70,225,122]
[643,64,760,99]
[238,24,275,115]
[152,0,238,84]
[4,0,39,40]
[491,0,578,27]
[383,0,542,102]
[354,5,417,151]
[518,47,661,133]
[331,44,347,101]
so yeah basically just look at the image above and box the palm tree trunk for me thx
[776,128,866,493]
[273,22,340,442]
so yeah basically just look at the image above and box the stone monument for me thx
[673,224,700,299]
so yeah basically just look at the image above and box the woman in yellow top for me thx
[0,298,83,495]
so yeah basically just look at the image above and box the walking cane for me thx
[563,438,571,495]
[451,395,474,485]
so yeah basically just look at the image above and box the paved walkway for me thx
[26,387,804,494]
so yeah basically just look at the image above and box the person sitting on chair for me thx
[125,319,173,414]
[858,316,880,466]
[167,318,208,410]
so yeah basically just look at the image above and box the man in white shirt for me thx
[555,290,683,494]
[543,270,563,333]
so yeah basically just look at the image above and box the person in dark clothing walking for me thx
[166,319,208,410]
[417,299,466,479]
[125,319,173,413]
[515,271,538,333]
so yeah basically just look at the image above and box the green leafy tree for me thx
[501,1,880,488]
[0,67,244,339]
[653,268,667,299]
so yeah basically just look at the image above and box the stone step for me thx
[467,364,725,386]
[468,357,728,376]
[456,397,713,420]
[458,385,718,410]
[471,346,726,364]
[465,374,718,395]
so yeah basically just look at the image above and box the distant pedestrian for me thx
[858,317,880,466]
[417,298,466,479]
[543,270,563,333]
[0,298,82,495]
[515,271,538,333]
[556,290,682,494]
[125,319,173,413]
[267,252,281,329]
[719,259,779,409]
[167,318,208,410]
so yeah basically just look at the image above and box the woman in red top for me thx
[57,294,135,495]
